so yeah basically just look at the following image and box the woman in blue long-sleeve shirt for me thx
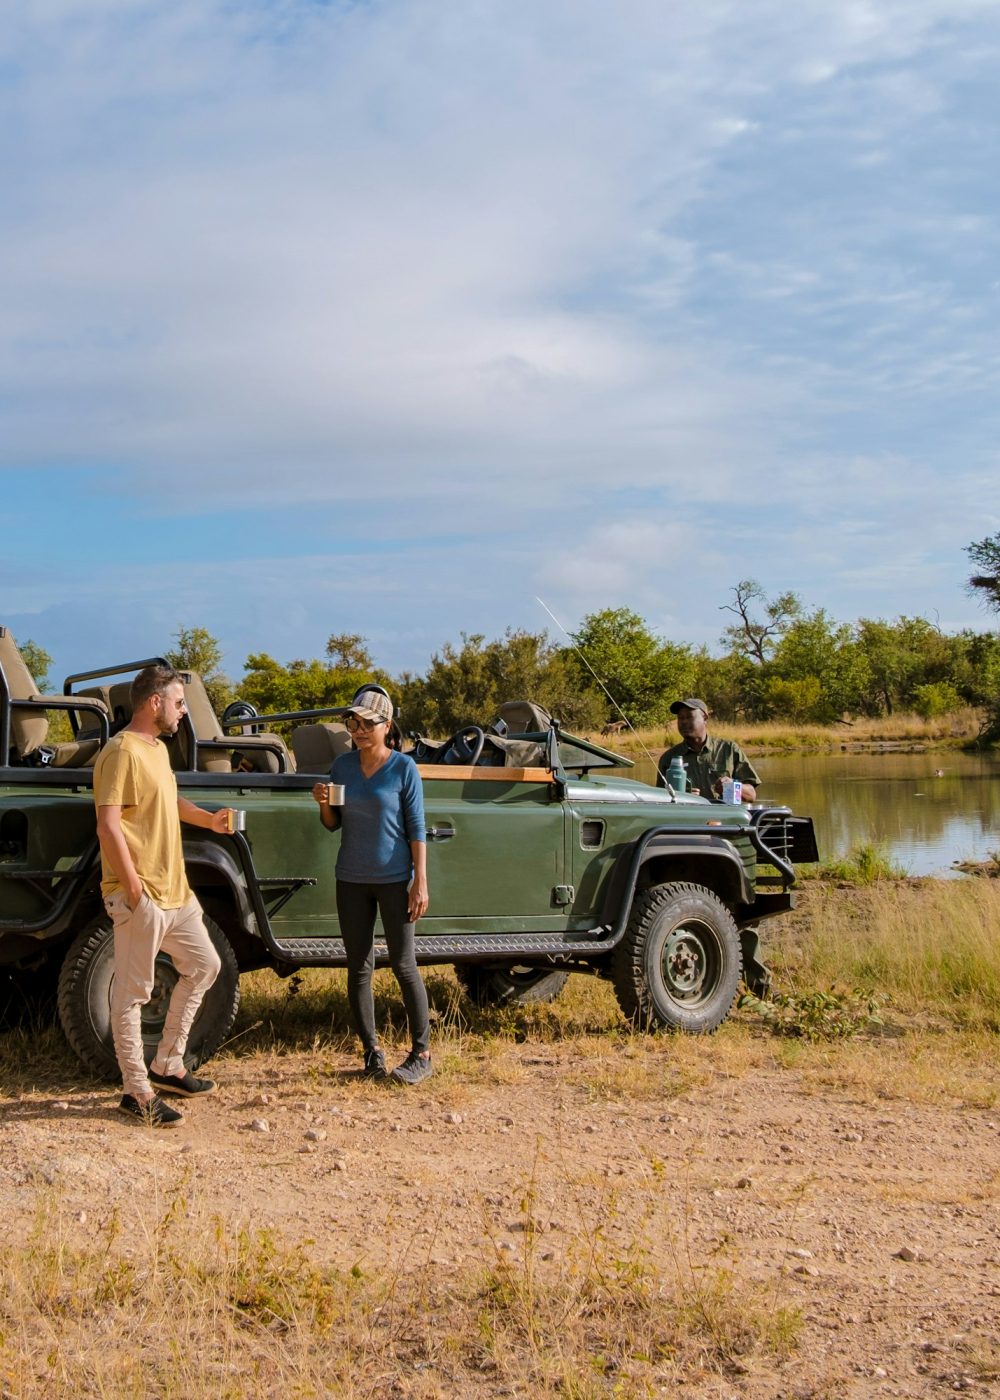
[312,687,431,1084]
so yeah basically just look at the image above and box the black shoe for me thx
[362,1047,388,1080]
[118,1093,183,1127]
[148,1069,217,1098]
[391,1050,433,1086]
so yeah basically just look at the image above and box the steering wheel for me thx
[222,700,260,734]
[440,725,486,766]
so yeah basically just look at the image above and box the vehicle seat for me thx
[174,673,294,773]
[496,699,554,735]
[290,723,352,773]
[108,682,134,729]
[0,626,107,768]
[75,684,129,739]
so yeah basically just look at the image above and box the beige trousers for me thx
[104,891,221,1098]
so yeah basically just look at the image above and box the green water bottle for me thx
[667,756,687,792]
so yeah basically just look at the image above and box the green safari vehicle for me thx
[0,627,818,1075]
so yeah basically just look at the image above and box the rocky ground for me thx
[2,1033,999,1397]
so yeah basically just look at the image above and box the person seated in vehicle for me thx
[656,698,759,802]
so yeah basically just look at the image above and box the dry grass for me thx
[590,708,984,756]
[770,879,1000,1027]
[2,879,998,1395]
[3,874,996,1103]
[0,1148,803,1399]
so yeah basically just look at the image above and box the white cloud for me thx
[3,0,1000,679]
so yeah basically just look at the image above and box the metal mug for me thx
[325,783,345,806]
[225,808,247,833]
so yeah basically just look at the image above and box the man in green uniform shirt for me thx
[657,699,771,995]
[656,698,759,801]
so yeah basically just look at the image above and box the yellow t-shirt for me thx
[93,731,192,908]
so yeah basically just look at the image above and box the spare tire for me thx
[454,964,569,1007]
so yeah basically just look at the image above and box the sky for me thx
[3,0,1000,690]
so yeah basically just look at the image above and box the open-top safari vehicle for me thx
[0,626,818,1075]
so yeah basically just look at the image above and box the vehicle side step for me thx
[269,929,618,967]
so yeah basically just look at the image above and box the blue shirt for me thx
[330,749,426,884]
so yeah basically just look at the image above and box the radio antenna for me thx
[534,596,662,770]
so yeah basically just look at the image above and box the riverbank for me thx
[1,880,996,1396]
[593,708,986,758]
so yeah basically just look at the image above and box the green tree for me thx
[854,616,951,716]
[768,609,865,721]
[967,533,1000,611]
[720,580,802,664]
[689,647,756,722]
[947,629,1000,709]
[963,533,1000,740]
[764,674,824,722]
[912,681,963,719]
[325,634,374,670]
[398,630,602,735]
[854,619,917,716]
[19,639,53,693]
[165,626,233,714]
[239,646,389,720]
[566,608,695,728]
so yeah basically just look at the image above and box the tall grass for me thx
[771,879,1000,1026]
[593,708,983,755]
[235,874,1000,1050]
[800,840,908,885]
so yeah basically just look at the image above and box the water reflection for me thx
[618,751,1000,877]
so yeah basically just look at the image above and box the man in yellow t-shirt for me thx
[94,664,234,1127]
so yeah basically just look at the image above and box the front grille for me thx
[755,814,819,871]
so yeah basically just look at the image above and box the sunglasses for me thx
[345,715,387,733]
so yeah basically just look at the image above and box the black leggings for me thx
[335,880,430,1055]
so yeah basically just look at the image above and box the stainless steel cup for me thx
[325,783,345,806]
[225,808,247,833]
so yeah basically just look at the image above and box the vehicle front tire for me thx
[612,882,742,1033]
[56,910,240,1080]
[454,964,570,1007]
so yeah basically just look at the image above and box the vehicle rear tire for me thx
[454,964,570,1007]
[612,882,742,1033]
[57,910,240,1080]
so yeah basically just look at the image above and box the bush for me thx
[912,681,963,719]
[764,675,824,723]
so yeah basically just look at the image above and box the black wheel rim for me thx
[497,966,552,987]
[141,955,180,1050]
[659,919,722,1007]
[105,953,179,1054]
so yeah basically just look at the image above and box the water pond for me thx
[618,750,1000,878]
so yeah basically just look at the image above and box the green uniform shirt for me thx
[656,735,760,796]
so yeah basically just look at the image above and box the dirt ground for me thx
[2,1033,999,1398]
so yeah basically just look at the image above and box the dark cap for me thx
[669,697,709,715]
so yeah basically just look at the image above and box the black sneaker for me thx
[118,1093,183,1127]
[148,1069,217,1098]
[362,1048,388,1080]
[391,1051,433,1086]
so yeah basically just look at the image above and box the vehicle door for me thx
[418,771,570,932]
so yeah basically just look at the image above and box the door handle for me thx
[425,825,456,841]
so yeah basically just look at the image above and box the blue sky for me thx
[3,0,1000,690]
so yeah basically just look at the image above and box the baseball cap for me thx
[347,688,394,724]
[669,697,709,715]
